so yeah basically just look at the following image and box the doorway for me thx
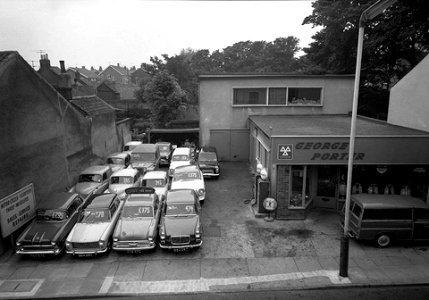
[314,166,338,209]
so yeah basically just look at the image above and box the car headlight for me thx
[160,226,166,240]
[148,237,153,242]
[65,241,71,250]
[51,241,57,246]
[99,240,107,248]
[16,242,21,247]
[113,238,118,242]
[198,188,205,196]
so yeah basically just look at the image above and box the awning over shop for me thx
[249,115,429,165]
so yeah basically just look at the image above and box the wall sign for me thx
[278,144,293,160]
[0,184,36,238]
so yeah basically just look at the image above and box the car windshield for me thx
[80,209,110,223]
[173,171,201,181]
[122,205,153,218]
[131,153,155,161]
[36,209,67,221]
[172,155,189,161]
[107,158,124,165]
[144,179,165,187]
[166,204,195,216]
[198,152,217,162]
[124,145,138,151]
[159,145,170,151]
[111,176,134,184]
[78,174,102,183]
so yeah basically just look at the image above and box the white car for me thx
[105,168,141,200]
[65,193,123,256]
[123,141,143,154]
[170,165,205,202]
[142,171,169,201]
[106,152,131,173]
[168,147,194,177]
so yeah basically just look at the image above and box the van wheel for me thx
[376,234,392,247]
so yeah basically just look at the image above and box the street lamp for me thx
[339,0,397,278]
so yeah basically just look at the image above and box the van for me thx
[168,147,193,177]
[130,144,160,174]
[343,194,429,247]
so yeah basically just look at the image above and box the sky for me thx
[0,0,319,70]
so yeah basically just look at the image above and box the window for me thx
[233,88,266,105]
[289,166,310,208]
[362,209,412,220]
[352,203,362,218]
[287,88,322,105]
[268,88,286,105]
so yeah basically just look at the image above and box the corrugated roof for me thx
[249,115,429,137]
[70,95,115,116]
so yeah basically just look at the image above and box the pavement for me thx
[1,162,429,299]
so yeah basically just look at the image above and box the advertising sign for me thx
[0,184,36,238]
[278,144,293,160]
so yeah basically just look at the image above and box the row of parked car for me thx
[14,141,220,256]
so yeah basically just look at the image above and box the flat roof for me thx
[199,73,354,80]
[249,115,429,137]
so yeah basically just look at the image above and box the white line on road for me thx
[100,270,351,294]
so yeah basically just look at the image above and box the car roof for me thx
[81,165,110,174]
[200,146,217,153]
[174,165,199,173]
[107,152,129,159]
[166,189,197,204]
[36,192,79,210]
[86,194,117,208]
[172,147,191,155]
[142,170,167,180]
[132,144,158,153]
[156,141,171,146]
[125,141,142,146]
[111,168,139,177]
[352,194,429,209]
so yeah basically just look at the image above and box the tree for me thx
[137,71,188,128]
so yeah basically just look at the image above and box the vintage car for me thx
[142,170,169,201]
[156,142,173,166]
[170,165,205,202]
[168,147,194,177]
[69,165,112,199]
[104,168,141,200]
[197,148,220,179]
[16,192,85,256]
[106,152,131,173]
[130,144,160,175]
[112,187,162,251]
[123,141,143,153]
[65,193,123,256]
[159,189,202,250]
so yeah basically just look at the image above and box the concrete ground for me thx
[1,162,429,298]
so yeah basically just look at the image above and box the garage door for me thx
[210,129,249,161]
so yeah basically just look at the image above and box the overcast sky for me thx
[0,0,318,70]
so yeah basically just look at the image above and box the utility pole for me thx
[339,0,397,278]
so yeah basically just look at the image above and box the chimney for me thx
[117,63,120,67]
[60,60,66,73]
[81,66,86,69]
[39,54,51,70]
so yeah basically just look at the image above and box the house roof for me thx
[68,67,98,79]
[70,95,116,116]
[0,51,15,63]
[249,114,429,137]
[98,65,129,77]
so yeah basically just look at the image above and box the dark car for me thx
[159,189,202,251]
[156,142,173,167]
[16,192,85,256]
[197,147,220,179]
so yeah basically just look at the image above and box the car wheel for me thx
[376,234,392,247]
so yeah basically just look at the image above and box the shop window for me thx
[268,88,286,105]
[233,88,267,105]
[287,88,322,105]
[289,166,310,208]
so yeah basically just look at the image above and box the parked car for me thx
[15,192,85,256]
[105,168,141,200]
[123,141,143,153]
[197,148,220,179]
[156,142,173,166]
[159,189,202,251]
[65,193,123,256]
[170,165,205,203]
[130,144,160,175]
[106,152,131,173]
[142,170,169,201]
[168,147,194,177]
[341,194,429,247]
[112,187,162,251]
[69,165,112,199]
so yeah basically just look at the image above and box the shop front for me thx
[249,115,429,220]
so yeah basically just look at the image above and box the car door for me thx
[413,208,429,240]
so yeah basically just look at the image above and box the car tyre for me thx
[376,233,392,248]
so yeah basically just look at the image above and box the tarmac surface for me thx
[1,162,429,298]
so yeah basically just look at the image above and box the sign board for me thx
[263,197,278,211]
[278,144,293,160]
[0,184,36,238]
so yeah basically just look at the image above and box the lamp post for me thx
[339,0,397,278]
